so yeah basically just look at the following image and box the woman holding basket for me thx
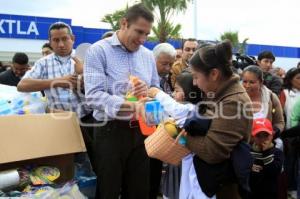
[147,40,253,199]
[184,40,253,198]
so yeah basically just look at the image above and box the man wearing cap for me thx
[249,118,284,199]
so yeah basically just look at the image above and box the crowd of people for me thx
[1,3,300,199]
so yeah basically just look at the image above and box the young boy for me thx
[249,118,284,199]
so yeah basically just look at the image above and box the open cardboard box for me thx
[0,112,86,183]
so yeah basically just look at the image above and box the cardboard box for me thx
[0,112,86,183]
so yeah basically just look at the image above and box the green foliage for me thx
[102,1,192,42]
[102,6,128,31]
[220,31,249,54]
[141,0,192,42]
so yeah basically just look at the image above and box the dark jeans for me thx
[93,120,150,199]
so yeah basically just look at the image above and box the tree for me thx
[220,31,249,54]
[102,6,128,31]
[239,38,249,54]
[141,0,192,42]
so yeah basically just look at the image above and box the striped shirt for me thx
[84,32,160,121]
[23,53,91,118]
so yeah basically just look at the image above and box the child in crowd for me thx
[148,71,203,129]
[249,118,284,199]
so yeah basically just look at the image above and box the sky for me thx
[0,0,300,47]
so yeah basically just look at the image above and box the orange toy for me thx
[129,76,156,136]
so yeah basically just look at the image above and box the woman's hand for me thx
[148,87,161,98]
[180,129,188,137]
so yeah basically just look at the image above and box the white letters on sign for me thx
[0,19,39,36]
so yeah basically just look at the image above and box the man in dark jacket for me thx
[0,52,29,86]
[257,51,282,95]
[0,61,6,73]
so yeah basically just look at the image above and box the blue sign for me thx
[0,14,71,40]
[0,13,113,48]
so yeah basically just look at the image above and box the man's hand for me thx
[131,79,147,98]
[54,74,81,90]
[72,56,83,74]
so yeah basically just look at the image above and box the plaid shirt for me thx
[84,33,160,121]
[23,53,91,118]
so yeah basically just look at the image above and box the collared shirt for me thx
[23,53,91,118]
[155,90,194,127]
[84,32,160,121]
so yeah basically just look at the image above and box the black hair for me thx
[189,40,233,78]
[12,52,29,65]
[283,67,300,90]
[175,71,203,104]
[182,38,198,49]
[42,42,52,50]
[48,22,73,37]
[297,62,300,69]
[257,51,275,61]
[124,3,154,25]
[243,65,264,82]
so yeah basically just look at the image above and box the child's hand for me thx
[135,97,152,121]
[252,164,263,172]
[148,87,160,98]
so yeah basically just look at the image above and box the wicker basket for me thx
[144,124,190,165]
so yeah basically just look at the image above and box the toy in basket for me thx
[144,119,190,165]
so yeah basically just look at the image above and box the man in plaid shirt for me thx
[17,22,94,167]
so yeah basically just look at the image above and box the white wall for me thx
[0,38,47,53]
[0,38,47,63]
[273,57,300,71]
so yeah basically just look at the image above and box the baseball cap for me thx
[252,118,273,137]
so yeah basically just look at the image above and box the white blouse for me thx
[155,91,195,127]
